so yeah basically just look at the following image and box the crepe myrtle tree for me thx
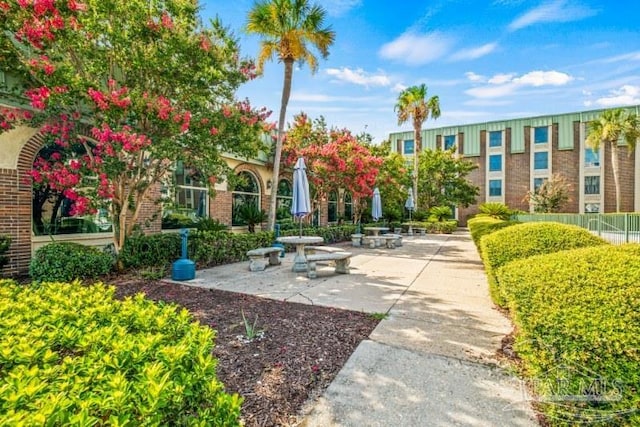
[283,113,383,224]
[0,0,273,256]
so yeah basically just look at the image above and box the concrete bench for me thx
[413,227,427,236]
[387,233,402,247]
[304,245,345,255]
[363,235,397,249]
[246,247,282,271]
[306,252,352,279]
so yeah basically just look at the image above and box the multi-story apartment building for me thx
[389,106,640,223]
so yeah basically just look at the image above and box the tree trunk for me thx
[267,59,294,232]
[610,141,621,212]
[413,125,421,210]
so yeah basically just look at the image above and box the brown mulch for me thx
[111,276,380,427]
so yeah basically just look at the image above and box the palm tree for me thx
[246,0,335,231]
[586,108,640,212]
[394,84,441,210]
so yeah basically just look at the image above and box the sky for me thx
[202,0,640,143]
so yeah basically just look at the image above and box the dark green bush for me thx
[480,222,608,306]
[496,245,640,425]
[120,232,182,269]
[0,234,10,270]
[280,225,357,244]
[120,231,275,270]
[400,220,458,234]
[467,216,520,248]
[196,217,229,232]
[0,279,241,425]
[29,242,114,282]
[190,230,274,267]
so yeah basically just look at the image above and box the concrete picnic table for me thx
[363,226,389,237]
[276,235,324,272]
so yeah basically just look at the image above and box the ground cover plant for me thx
[496,244,640,426]
[0,280,241,425]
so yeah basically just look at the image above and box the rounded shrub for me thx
[467,216,520,248]
[29,242,114,282]
[480,222,608,305]
[0,280,241,425]
[496,244,640,425]
[119,232,181,269]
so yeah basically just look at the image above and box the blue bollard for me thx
[272,223,285,257]
[171,228,195,280]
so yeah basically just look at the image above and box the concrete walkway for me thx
[175,231,538,426]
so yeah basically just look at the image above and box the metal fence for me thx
[514,213,640,245]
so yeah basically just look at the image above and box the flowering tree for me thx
[0,0,272,254]
[284,113,382,223]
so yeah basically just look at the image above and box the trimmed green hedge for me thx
[480,222,608,305]
[29,242,114,282]
[120,231,274,270]
[0,280,241,425]
[467,216,520,248]
[280,224,357,243]
[496,245,640,425]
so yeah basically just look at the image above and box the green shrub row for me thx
[467,216,520,248]
[496,245,640,425]
[0,234,10,270]
[29,242,115,282]
[120,231,275,270]
[479,222,608,306]
[400,220,458,234]
[0,280,241,425]
[280,224,357,243]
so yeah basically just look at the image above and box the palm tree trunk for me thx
[610,141,621,212]
[413,126,421,210]
[267,59,294,231]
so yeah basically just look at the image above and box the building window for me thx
[533,177,546,192]
[534,152,548,170]
[162,161,209,229]
[232,171,260,226]
[489,131,502,147]
[489,154,502,172]
[585,203,600,213]
[32,143,113,235]
[489,179,502,197]
[403,140,414,154]
[276,179,292,220]
[585,148,600,167]
[584,176,600,195]
[534,126,548,144]
[344,192,353,222]
[444,135,456,150]
[328,191,338,222]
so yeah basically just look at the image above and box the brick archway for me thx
[1,132,47,276]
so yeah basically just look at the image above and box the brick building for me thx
[389,106,640,223]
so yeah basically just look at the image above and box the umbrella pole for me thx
[299,217,302,237]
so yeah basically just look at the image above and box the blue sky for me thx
[202,0,640,143]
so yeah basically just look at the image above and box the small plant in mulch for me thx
[238,309,265,343]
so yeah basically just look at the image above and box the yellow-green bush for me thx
[480,222,608,305]
[496,244,640,426]
[467,216,520,248]
[0,280,241,426]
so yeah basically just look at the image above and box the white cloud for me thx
[508,0,597,31]
[450,42,498,61]
[322,0,361,17]
[392,83,407,93]
[488,73,516,84]
[599,51,640,64]
[465,72,485,82]
[593,85,640,107]
[466,70,574,98]
[325,67,391,87]
[379,31,454,66]
[513,70,574,86]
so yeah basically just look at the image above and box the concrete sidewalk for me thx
[175,231,538,426]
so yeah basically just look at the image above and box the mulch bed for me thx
[112,277,380,427]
